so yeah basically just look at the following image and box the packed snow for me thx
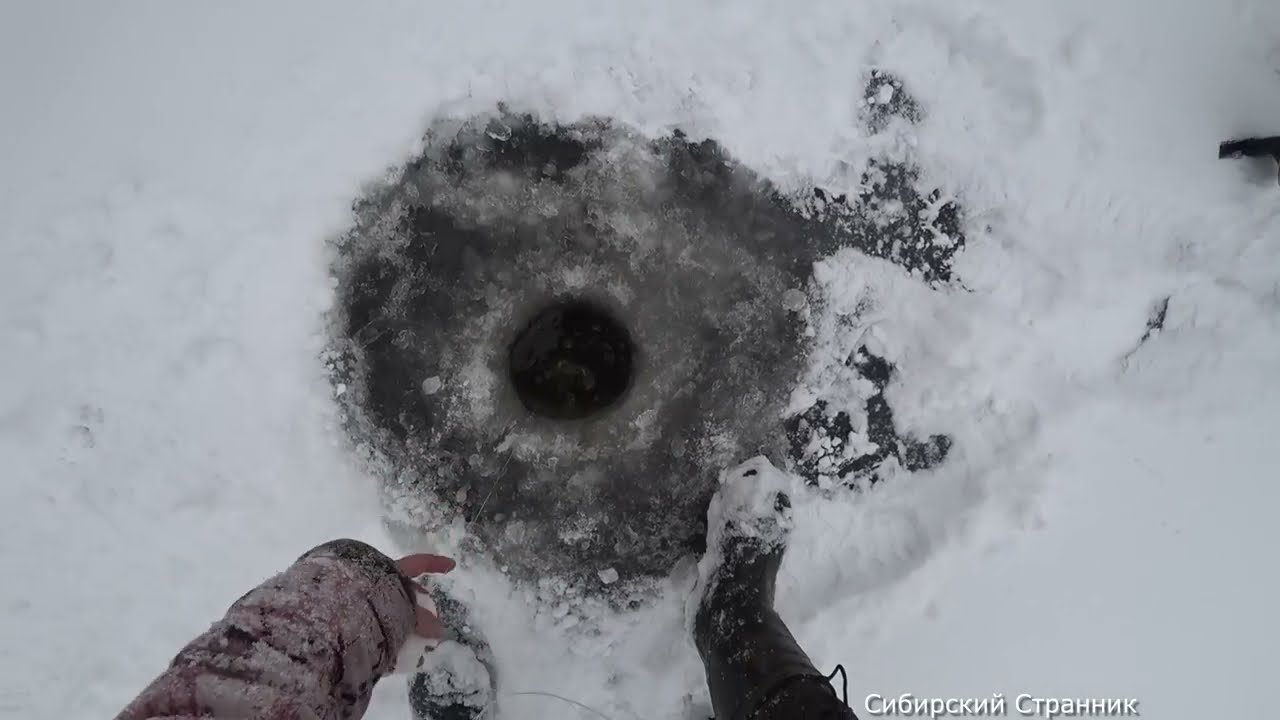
[2,2,1279,720]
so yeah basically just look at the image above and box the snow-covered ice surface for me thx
[3,1,1279,719]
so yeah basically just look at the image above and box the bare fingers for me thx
[396,553,455,640]
[396,553,456,577]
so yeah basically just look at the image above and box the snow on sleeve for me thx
[113,540,416,720]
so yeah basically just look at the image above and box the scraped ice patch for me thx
[330,107,960,599]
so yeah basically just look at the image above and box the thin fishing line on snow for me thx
[504,691,650,720]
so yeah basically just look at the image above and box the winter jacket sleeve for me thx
[114,539,417,720]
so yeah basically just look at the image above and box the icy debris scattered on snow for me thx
[799,161,965,285]
[861,69,922,133]
[786,344,950,487]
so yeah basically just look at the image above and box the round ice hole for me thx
[508,298,634,420]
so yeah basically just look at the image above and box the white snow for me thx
[3,1,1279,720]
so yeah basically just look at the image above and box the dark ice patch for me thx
[786,347,952,486]
[330,93,959,596]
[862,69,922,134]
[799,161,964,284]
[1140,296,1170,345]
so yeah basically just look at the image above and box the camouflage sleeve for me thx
[114,539,417,720]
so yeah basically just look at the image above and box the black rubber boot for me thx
[1220,136,1280,185]
[693,459,856,720]
[408,587,497,720]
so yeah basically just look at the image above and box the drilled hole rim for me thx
[507,297,636,421]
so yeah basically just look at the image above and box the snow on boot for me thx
[410,642,493,720]
[692,456,856,720]
[693,456,795,620]
[408,588,497,720]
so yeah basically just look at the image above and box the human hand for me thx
[396,553,456,640]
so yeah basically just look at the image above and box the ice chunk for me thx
[782,288,807,311]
